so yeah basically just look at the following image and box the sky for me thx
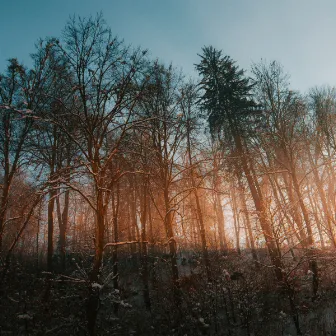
[1,0,336,93]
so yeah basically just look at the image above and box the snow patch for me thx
[92,282,103,290]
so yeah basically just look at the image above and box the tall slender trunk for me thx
[139,179,151,310]
[326,148,336,219]
[186,122,211,280]
[47,188,56,273]
[307,185,325,249]
[282,172,308,245]
[56,194,63,264]
[290,162,319,298]
[237,178,258,263]
[268,175,297,260]
[1,195,41,285]
[56,189,69,271]
[0,113,11,252]
[163,188,180,305]
[90,186,105,282]
[213,153,227,251]
[308,149,336,247]
[230,184,241,255]
[47,125,58,273]
[57,189,70,270]
[129,176,137,259]
[193,191,211,278]
[234,133,283,281]
[148,199,154,254]
[0,180,9,253]
[0,109,31,253]
[214,192,227,251]
[87,177,105,336]
[36,204,41,270]
[112,185,120,315]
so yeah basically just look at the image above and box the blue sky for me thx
[1,0,336,92]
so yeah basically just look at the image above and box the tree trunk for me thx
[56,189,69,271]
[308,149,336,247]
[234,133,283,282]
[60,189,70,270]
[230,184,241,255]
[129,176,138,260]
[186,120,211,280]
[0,113,12,252]
[282,171,308,245]
[237,178,258,264]
[213,153,227,251]
[291,165,319,298]
[87,183,105,336]
[0,181,9,253]
[148,198,155,254]
[111,186,120,315]
[163,188,180,305]
[139,179,151,310]
[307,185,325,249]
[47,189,56,273]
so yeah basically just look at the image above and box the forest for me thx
[1,14,336,336]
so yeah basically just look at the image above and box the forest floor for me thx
[1,249,336,335]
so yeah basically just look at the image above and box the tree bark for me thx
[237,178,258,264]
[112,185,120,315]
[47,189,56,273]
[186,119,211,280]
[139,179,151,310]
[163,188,180,305]
[307,149,336,247]
[230,184,241,256]
[213,152,227,251]
[290,162,319,298]
[234,133,283,282]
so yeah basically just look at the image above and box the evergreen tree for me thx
[196,46,284,282]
